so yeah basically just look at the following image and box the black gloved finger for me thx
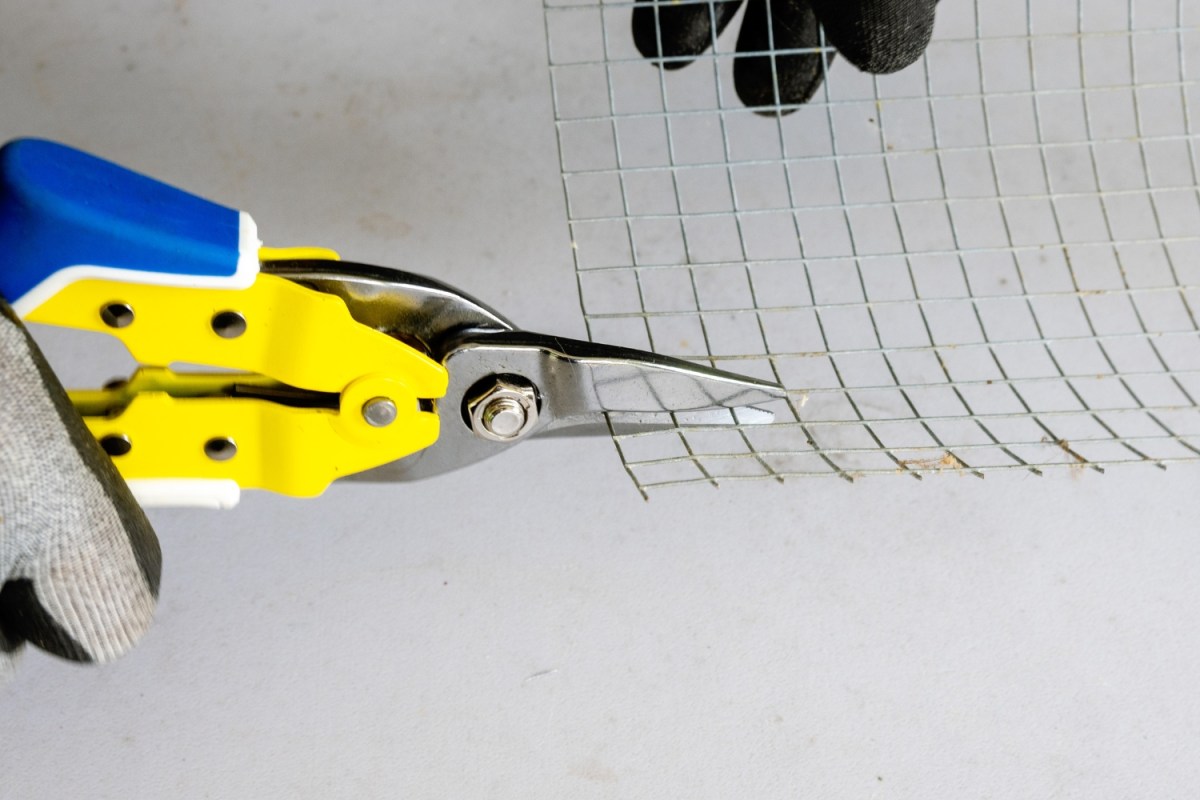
[734,0,830,113]
[632,0,743,70]
[809,0,938,74]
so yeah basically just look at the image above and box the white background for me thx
[2,1,1200,797]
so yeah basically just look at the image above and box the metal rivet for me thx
[362,397,398,428]
[211,311,247,338]
[204,437,237,461]
[99,434,132,457]
[100,303,134,328]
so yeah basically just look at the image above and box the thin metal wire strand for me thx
[545,0,1200,491]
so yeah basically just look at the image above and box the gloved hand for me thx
[632,0,938,112]
[0,302,160,683]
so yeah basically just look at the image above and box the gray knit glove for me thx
[0,302,160,682]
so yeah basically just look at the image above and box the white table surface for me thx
[3,1,1200,797]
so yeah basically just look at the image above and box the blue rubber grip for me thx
[0,138,247,308]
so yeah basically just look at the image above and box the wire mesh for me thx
[544,0,1200,493]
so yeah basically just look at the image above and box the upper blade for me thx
[353,331,785,482]
[264,262,785,482]
[536,334,783,423]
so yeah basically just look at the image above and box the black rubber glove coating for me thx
[811,0,938,74]
[632,0,938,114]
[733,0,827,108]
[631,1,742,69]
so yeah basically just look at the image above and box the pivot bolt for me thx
[480,397,526,438]
[466,377,539,442]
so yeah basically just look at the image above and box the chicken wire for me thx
[543,0,1200,493]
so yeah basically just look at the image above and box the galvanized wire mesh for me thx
[544,0,1200,492]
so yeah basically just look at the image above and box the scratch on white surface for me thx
[522,668,559,684]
